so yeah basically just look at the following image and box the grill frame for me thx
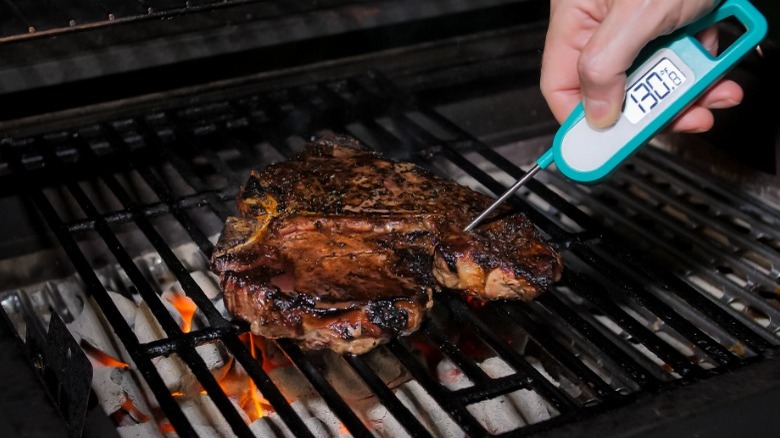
[1,66,778,438]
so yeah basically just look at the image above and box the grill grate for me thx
[1,70,778,437]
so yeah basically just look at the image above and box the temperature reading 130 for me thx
[624,58,687,124]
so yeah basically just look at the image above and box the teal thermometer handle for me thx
[539,0,768,184]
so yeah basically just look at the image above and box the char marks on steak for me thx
[211,134,562,354]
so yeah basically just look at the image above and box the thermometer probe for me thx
[465,0,767,232]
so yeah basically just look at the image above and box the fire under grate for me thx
[1,70,779,437]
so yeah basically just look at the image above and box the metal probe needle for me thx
[463,163,543,232]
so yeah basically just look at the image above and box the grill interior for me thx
[1,68,779,437]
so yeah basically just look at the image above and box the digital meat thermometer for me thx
[465,0,767,232]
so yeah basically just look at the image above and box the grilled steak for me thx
[211,134,562,354]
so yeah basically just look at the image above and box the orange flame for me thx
[167,294,197,333]
[243,333,291,373]
[246,335,265,421]
[156,333,290,430]
[198,336,275,422]
[81,341,129,368]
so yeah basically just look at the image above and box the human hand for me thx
[540,0,744,132]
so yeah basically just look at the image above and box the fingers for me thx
[576,0,719,129]
[667,79,743,133]
[576,1,679,128]
[663,16,740,133]
[667,105,715,133]
[697,25,719,55]
[541,0,729,133]
[540,1,601,123]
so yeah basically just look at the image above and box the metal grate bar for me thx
[421,321,494,386]
[343,353,433,437]
[76,136,229,329]
[100,114,317,437]
[609,169,780,292]
[3,146,200,437]
[233,98,298,158]
[220,335,316,438]
[496,303,621,399]
[102,124,217,258]
[451,373,538,406]
[0,141,144,198]
[175,342,257,438]
[25,130,264,436]
[64,187,237,233]
[167,110,249,187]
[142,327,227,357]
[550,170,780,345]
[534,293,658,388]
[220,116,280,165]
[616,168,780,263]
[112,114,312,436]
[573,244,741,368]
[592,178,779,294]
[284,87,346,137]
[40,137,257,437]
[639,147,780,225]
[213,121,272,180]
[276,339,374,438]
[559,266,705,378]
[317,82,415,156]
[583,186,776,345]
[38,140,186,338]
[137,117,234,222]
[439,294,579,413]
[385,338,488,436]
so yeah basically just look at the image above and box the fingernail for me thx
[583,98,619,130]
[708,98,740,109]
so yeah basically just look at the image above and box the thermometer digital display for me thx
[624,58,688,124]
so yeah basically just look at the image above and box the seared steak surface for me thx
[211,134,562,354]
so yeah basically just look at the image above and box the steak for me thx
[211,134,562,354]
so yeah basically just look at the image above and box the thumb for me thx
[577,1,712,130]
[580,71,626,130]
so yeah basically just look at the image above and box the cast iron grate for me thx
[1,70,778,437]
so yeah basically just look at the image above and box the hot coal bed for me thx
[0,1,779,437]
